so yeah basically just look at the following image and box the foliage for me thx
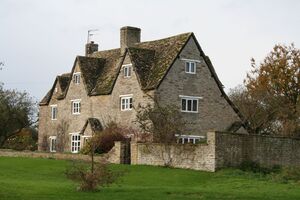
[2,128,37,151]
[2,157,300,200]
[135,102,187,167]
[239,160,280,175]
[0,85,37,147]
[229,43,300,136]
[271,166,300,183]
[65,160,121,191]
[68,122,125,191]
[81,122,127,155]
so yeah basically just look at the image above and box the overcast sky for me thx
[0,0,299,101]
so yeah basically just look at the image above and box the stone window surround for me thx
[50,104,57,120]
[71,99,81,115]
[73,72,81,84]
[49,136,57,152]
[179,95,203,113]
[123,64,132,78]
[120,94,133,111]
[69,132,81,153]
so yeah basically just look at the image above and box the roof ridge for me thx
[135,32,193,45]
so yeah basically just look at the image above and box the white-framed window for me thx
[49,136,57,152]
[50,105,57,120]
[71,99,81,115]
[123,64,132,78]
[180,95,202,113]
[73,72,81,84]
[70,133,81,153]
[54,87,58,93]
[176,134,205,144]
[120,95,133,111]
[185,61,196,74]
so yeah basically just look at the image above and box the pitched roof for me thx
[40,32,192,103]
[39,73,71,105]
[130,33,192,90]
[81,118,103,134]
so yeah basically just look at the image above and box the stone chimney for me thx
[120,26,141,54]
[85,41,98,56]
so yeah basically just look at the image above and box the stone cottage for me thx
[38,26,247,153]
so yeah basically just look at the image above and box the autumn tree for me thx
[230,43,299,136]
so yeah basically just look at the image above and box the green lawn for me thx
[0,157,299,200]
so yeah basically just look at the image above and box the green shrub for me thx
[239,161,280,175]
[81,122,128,155]
[65,160,122,191]
[3,128,37,151]
[271,167,300,183]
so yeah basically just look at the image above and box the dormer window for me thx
[185,61,196,74]
[123,64,132,78]
[54,87,58,93]
[73,72,81,84]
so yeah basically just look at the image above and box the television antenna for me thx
[87,29,99,43]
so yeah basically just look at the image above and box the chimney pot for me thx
[85,41,98,56]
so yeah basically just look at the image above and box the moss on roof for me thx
[39,73,71,105]
[40,32,192,103]
[77,56,105,94]
[132,32,192,90]
[90,48,122,95]
[81,118,103,134]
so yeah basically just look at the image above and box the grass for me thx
[0,157,300,200]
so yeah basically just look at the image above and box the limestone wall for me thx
[0,141,125,164]
[131,132,216,171]
[215,131,300,169]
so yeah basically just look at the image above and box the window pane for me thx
[191,63,195,72]
[185,62,190,72]
[128,67,131,76]
[124,67,127,76]
[129,98,133,108]
[187,100,192,111]
[192,100,198,111]
[182,99,186,111]
[184,138,188,144]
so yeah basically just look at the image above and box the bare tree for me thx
[135,102,187,167]
[56,120,69,152]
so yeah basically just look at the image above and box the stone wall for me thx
[215,132,300,169]
[131,131,300,171]
[0,141,125,164]
[131,132,216,171]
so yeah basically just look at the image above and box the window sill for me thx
[181,110,198,113]
[121,109,132,112]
